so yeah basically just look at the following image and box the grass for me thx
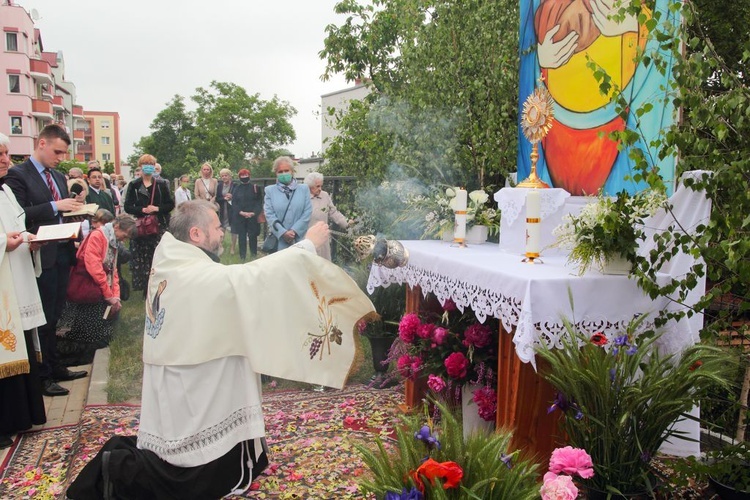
[106,232,380,402]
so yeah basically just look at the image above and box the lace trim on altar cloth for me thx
[138,404,263,461]
[368,265,693,369]
[494,188,571,227]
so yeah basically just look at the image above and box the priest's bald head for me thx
[169,200,225,255]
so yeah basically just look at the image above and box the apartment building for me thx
[1,0,102,165]
[74,110,121,173]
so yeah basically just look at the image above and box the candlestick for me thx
[453,188,467,246]
[524,189,542,263]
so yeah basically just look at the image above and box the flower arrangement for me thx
[537,316,736,496]
[398,186,500,239]
[552,189,667,274]
[539,447,594,500]
[356,400,540,499]
[393,299,499,422]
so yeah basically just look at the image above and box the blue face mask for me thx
[142,165,155,175]
[277,173,292,185]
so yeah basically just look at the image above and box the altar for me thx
[367,239,701,458]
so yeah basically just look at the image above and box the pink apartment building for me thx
[1,0,93,163]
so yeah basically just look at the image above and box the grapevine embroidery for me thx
[0,293,18,352]
[305,281,350,360]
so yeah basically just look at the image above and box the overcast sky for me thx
[24,0,351,162]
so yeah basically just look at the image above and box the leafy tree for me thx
[320,0,519,191]
[130,82,297,180]
[57,160,87,177]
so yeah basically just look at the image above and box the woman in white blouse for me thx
[175,174,192,207]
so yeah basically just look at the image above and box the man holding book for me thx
[5,124,89,397]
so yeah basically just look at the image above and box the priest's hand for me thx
[305,221,329,248]
[4,231,23,252]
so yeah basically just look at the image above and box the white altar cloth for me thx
[367,240,697,369]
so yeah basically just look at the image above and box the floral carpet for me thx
[0,384,404,499]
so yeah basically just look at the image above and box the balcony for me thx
[31,99,54,120]
[73,130,85,143]
[29,59,53,85]
[72,105,84,118]
[52,95,64,111]
[77,144,93,153]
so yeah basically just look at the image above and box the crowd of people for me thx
[0,125,355,460]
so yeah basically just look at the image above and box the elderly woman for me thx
[194,162,218,206]
[0,133,47,448]
[215,168,237,254]
[304,172,351,261]
[124,154,174,294]
[60,214,137,360]
[263,156,312,251]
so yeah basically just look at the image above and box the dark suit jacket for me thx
[5,160,74,269]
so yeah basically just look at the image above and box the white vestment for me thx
[137,233,374,467]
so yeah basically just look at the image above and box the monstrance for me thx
[517,80,554,189]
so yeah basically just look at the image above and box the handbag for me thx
[136,181,160,238]
[262,189,295,254]
[66,235,104,304]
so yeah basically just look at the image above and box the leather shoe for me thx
[0,434,13,449]
[42,380,70,397]
[53,368,87,382]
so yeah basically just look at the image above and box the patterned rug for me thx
[0,384,404,499]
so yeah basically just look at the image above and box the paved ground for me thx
[0,348,109,465]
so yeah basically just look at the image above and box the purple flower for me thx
[500,453,513,469]
[614,335,629,346]
[385,487,424,500]
[414,425,441,450]
[626,345,638,355]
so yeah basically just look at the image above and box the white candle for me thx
[525,189,541,256]
[454,188,468,242]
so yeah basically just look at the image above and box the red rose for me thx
[444,352,469,379]
[590,333,608,346]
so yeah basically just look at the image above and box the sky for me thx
[23,0,352,162]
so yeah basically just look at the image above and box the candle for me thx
[525,189,541,257]
[454,188,468,243]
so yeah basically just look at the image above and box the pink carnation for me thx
[463,323,493,348]
[471,386,497,422]
[432,327,449,346]
[397,354,423,379]
[427,374,447,392]
[417,323,436,340]
[398,313,421,344]
[549,446,595,479]
[540,472,578,500]
[444,352,469,379]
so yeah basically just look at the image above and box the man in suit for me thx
[5,124,88,397]
[86,167,115,215]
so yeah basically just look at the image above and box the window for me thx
[101,120,110,129]
[6,33,18,52]
[8,74,20,93]
[101,136,110,145]
[10,117,22,135]
[102,153,111,161]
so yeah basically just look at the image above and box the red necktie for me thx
[44,168,60,201]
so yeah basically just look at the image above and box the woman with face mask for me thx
[231,169,263,261]
[175,174,192,207]
[262,156,312,252]
[124,154,175,295]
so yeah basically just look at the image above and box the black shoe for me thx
[0,434,13,449]
[53,368,87,382]
[43,379,70,397]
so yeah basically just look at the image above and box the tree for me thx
[130,82,297,180]
[320,0,519,190]
[191,81,297,168]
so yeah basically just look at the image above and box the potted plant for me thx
[705,442,750,499]
[355,400,540,499]
[537,316,736,497]
[552,189,667,275]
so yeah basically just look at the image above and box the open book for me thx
[63,203,98,218]
[34,222,81,243]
